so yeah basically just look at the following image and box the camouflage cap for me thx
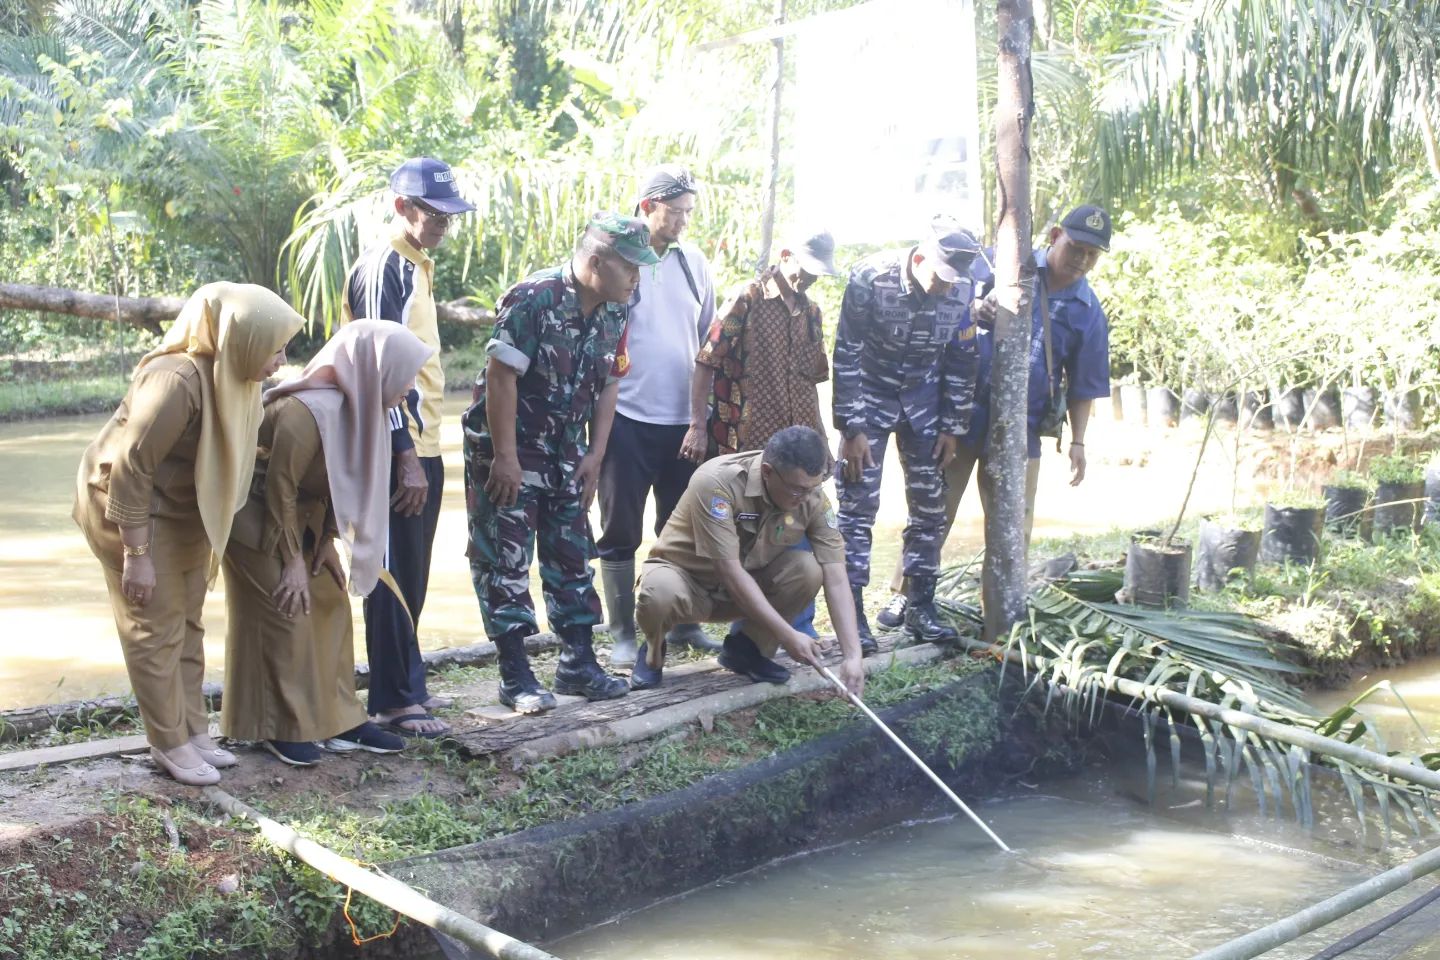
[586,212,662,266]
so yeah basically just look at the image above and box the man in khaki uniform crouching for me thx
[632,426,867,697]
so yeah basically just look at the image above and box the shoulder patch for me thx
[708,494,733,521]
[824,504,839,529]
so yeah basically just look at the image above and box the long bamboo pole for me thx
[203,788,561,960]
[955,637,1440,793]
[815,665,1011,851]
[1188,841,1440,960]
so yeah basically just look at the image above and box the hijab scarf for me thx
[137,282,303,576]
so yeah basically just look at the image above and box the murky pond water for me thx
[553,754,1440,960]
[2,393,1292,708]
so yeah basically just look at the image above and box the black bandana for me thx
[635,165,697,210]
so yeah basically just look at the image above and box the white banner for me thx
[794,0,982,246]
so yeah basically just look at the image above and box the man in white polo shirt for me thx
[597,164,719,669]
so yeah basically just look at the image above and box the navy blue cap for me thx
[1060,204,1112,250]
[918,215,982,283]
[390,157,476,215]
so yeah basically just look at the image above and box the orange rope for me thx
[335,862,402,946]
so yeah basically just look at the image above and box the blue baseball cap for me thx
[1060,204,1112,250]
[390,157,476,215]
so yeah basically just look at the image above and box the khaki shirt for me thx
[648,451,844,585]
[78,353,204,527]
[229,396,337,561]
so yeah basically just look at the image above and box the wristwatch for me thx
[842,423,868,441]
[123,542,151,558]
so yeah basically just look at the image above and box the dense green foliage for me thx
[1093,174,1440,417]
[1,0,1437,408]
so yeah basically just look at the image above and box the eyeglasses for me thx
[410,201,457,226]
[769,470,824,500]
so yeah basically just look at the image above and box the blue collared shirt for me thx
[964,247,1110,457]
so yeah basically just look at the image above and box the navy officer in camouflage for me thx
[833,216,981,648]
[631,426,866,697]
[462,213,660,714]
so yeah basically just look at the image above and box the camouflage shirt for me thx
[463,265,630,491]
[831,249,978,438]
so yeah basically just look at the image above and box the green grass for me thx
[0,796,296,960]
[0,373,129,421]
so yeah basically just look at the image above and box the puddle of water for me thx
[552,757,1440,960]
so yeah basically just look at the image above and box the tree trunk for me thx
[756,0,786,272]
[0,282,494,334]
[981,0,1036,643]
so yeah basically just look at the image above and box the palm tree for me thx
[1093,0,1439,218]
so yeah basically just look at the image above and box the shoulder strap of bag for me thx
[671,246,703,305]
[1038,273,1054,391]
[1038,273,1064,452]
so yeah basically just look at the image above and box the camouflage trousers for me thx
[466,474,603,644]
[835,417,946,588]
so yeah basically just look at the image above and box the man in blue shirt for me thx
[877,205,1113,627]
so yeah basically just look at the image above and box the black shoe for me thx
[263,739,322,767]
[496,634,557,714]
[718,632,790,685]
[553,627,629,701]
[853,587,879,656]
[876,593,908,630]
[905,575,960,646]
[666,622,723,653]
[324,722,405,754]
[629,642,664,690]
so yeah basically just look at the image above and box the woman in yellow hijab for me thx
[74,282,304,786]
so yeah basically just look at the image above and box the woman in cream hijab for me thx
[75,282,303,786]
[221,321,435,766]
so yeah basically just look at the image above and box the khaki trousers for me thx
[887,446,1041,594]
[636,550,822,665]
[86,512,212,751]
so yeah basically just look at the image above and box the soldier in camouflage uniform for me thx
[463,213,660,714]
[833,216,981,647]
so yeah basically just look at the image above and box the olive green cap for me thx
[587,212,662,266]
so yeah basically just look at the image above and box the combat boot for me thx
[601,558,638,668]
[904,575,960,646]
[496,634,556,715]
[853,586,879,656]
[553,626,629,701]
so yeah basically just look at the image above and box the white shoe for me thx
[189,735,239,768]
[151,745,221,786]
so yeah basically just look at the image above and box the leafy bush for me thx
[1368,454,1424,486]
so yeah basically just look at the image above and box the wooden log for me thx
[0,282,493,332]
[0,283,181,335]
[504,644,943,767]
[1,634,556,743]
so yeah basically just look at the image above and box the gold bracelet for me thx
[122,542,151,558]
